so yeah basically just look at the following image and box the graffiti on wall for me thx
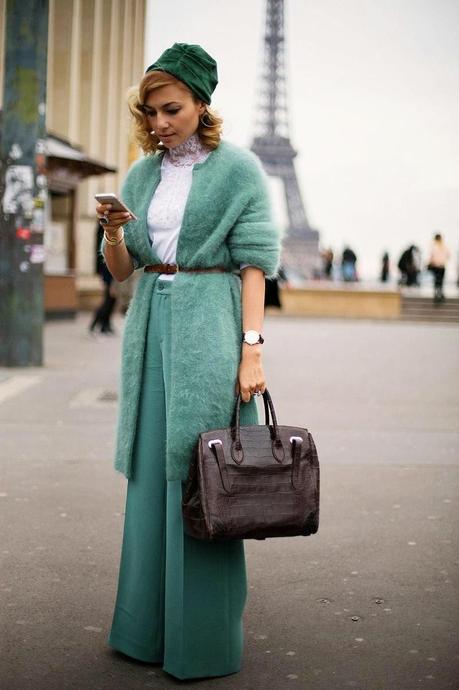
[2,164,34,216]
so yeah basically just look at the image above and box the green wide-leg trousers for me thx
[107,279,248,680]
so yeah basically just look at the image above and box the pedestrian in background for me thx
[341,245,358,282]
[321,247,334,279]
[398,245,421,286]
[264,264,289,308]
[88,223,117,334]
[96,43,280,681]
[427,232,450,304]
[380,251,390,283]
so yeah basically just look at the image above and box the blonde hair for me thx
[126,71,223,155]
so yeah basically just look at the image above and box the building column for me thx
[68,0,82,143]
[118,0,133,182]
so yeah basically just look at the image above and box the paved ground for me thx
[1,311,458,690]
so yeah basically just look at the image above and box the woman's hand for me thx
[96,203,131,238]
[96,203,135,282]
[235,345,266,403]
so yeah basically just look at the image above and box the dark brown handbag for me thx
[182,389,320,541]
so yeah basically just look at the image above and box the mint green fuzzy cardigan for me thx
[102,140,281,481]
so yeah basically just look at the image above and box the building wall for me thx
[0,0,146,278]
[46,0,146,278]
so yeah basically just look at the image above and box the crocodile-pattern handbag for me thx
[182,389,320,541]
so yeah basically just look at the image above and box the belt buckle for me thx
[175,264,179,273]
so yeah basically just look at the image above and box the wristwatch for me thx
[242,330,264,345]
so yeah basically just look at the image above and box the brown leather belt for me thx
[144,263,228,275]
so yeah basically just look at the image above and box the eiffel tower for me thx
[250,0,320,280]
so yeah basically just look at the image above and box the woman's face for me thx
[143,83,205,148]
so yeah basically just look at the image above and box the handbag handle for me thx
[231,388,277,428]
[231,389,284,463]
[263,392,270,426]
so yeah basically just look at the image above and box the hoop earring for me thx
[199,112,212,128]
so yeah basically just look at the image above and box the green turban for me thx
[145,43,218,105]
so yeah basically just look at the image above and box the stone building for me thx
[0,0,147,314]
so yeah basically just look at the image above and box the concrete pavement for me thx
[1,312,458,690]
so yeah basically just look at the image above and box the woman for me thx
[428,232,450,304]
[96,43,280,680]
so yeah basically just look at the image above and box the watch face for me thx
[244,330,259,344]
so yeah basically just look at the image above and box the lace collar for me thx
[164,132,210,167]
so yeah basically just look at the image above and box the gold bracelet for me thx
[104,227,125,246]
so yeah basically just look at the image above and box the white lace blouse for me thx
[146,133,251,281]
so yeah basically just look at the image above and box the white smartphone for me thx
[94,193,138,220]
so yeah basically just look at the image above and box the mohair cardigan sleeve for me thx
[101,140,281,481]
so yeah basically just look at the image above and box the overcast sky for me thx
[146,0,459,280]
